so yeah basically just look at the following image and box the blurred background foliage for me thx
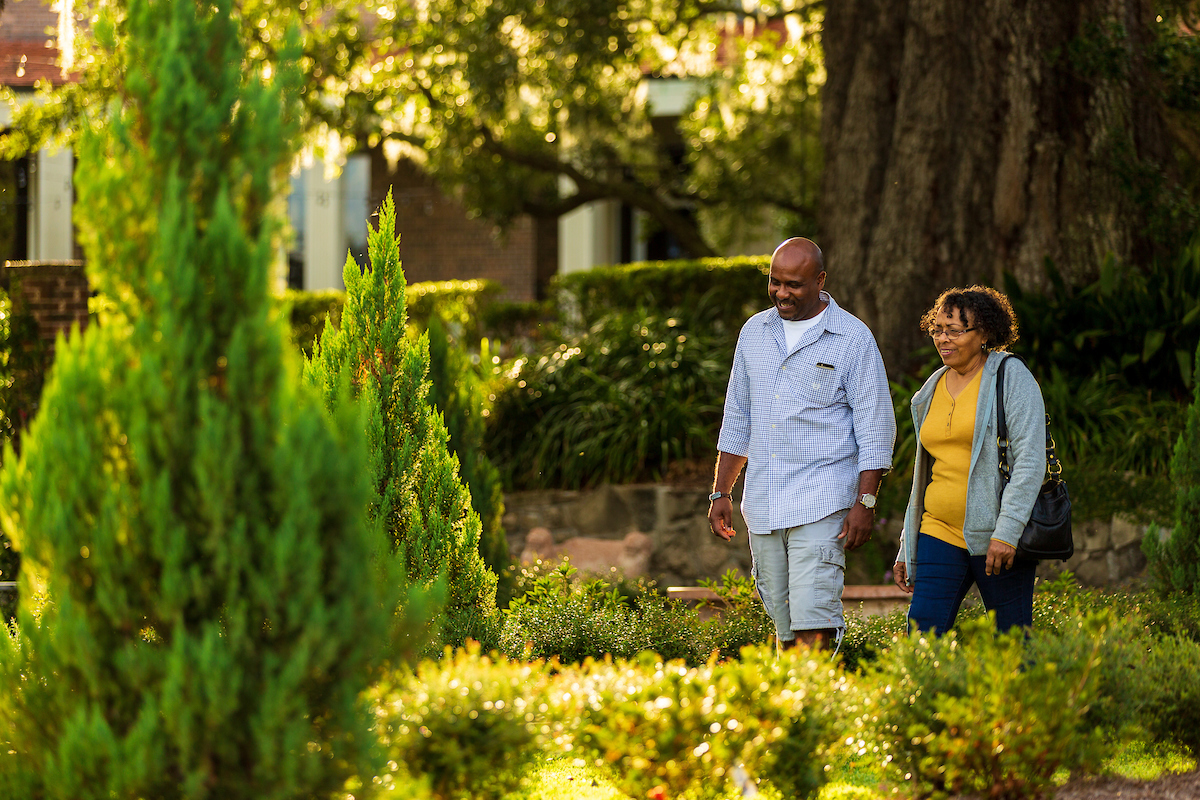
[277,237,1199,539]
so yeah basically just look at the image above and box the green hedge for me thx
[281,278,506,356]
[551,255,769,333]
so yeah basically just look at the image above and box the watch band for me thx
[709,491,732,502]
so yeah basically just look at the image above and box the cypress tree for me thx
[305,192,499,647]
[0,2,390,796]
[1144,340,1200,593]
[425,314,513,600]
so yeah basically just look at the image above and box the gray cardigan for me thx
[897,351,1046,581]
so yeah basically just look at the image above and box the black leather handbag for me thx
[996,355,1074,562]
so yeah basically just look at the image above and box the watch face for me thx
[860,493,877,508]
[709,491,725,501]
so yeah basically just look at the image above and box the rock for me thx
[1109,514,1145,550]
[519,528,654,578]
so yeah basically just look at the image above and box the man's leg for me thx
[786,510,849,650]
[786,629,833,650]
[748,528,795,646]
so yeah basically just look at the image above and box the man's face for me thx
[768,250,826,321]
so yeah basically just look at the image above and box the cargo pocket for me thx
[816,545,847,621]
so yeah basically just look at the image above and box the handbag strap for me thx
[996,354,1061,486]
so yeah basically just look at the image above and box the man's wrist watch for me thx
[709,491,732,502]
[859,492,878,509]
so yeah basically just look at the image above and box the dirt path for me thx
[1053,770,1200,799]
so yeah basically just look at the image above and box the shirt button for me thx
[775,394,779,399]
[772,424,776,428]
[781,365,787,370]
[772,454,777,458]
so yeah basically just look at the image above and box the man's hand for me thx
[985,539,1016,576]
[838,503,874,550]
[892,561,913,594]
[708,497,736,541]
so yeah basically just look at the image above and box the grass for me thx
[501,740,1195,799]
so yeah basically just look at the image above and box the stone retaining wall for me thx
[504,484,1155,588]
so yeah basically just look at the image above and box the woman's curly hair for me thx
[919,285,1019,351]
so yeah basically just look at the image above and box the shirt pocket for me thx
[786,362,840,408]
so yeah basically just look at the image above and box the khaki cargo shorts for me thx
[749,509,848,642]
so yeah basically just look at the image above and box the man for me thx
[708,237,895,650]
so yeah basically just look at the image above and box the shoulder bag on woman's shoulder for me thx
[996,354,1074,561]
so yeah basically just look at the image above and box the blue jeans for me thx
[907,533,1037,635]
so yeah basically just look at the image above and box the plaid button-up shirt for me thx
[717,292,895,533]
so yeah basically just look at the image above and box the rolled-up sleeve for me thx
[716,334,751,457]
[847,334,896,473]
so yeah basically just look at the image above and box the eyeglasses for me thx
[927,326,976,340]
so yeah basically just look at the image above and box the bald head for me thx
[772,237,824,273]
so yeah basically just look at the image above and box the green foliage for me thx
[0,3,391,797]
[0,0,374,162]
[1143,339,1200,594]
[856,615,1109,799]
[558,646,838,800]
[1007,241,1200,397]
[488,307,730,489]
[356,4,823,257]
[368,644,550,800]
[497,562,772,665]
[552,256,768,334]
[304,193,498,649]
[281,287,343,357]
[283,278,504,358]
[987,246,1200,522]
[426,316,513,602]
[0,285,44,618]
[838,606,910,674]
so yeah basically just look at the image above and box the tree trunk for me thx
[820,0,1176,373]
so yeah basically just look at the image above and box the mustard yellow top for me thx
[918,370,982,550]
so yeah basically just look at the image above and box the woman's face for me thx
[930,306,986,372]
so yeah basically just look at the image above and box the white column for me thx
[558,197,621,274]
[31,147,74,261]
[302,163,344,290]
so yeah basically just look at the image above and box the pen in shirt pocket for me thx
[815,362,835,370]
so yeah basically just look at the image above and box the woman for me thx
[892,286,1046,634]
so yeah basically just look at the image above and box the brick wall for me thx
[369,149,555,302]
[0,260,88,348]
[0,0,63,87]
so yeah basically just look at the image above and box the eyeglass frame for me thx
[927,326,977,340]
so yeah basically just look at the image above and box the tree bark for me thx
[820,0,1177,373]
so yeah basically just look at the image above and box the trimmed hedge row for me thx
[551,255,769,334]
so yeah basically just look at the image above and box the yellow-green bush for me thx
[553,646,840,800]
[852,615,1109,799]
[367,644,552,800]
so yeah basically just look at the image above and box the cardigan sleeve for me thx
[992,360,1047,547]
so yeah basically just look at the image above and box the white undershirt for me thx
[781,306,828,351]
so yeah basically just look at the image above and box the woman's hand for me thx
[985,539,1016,576]
[892,561,913,594]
